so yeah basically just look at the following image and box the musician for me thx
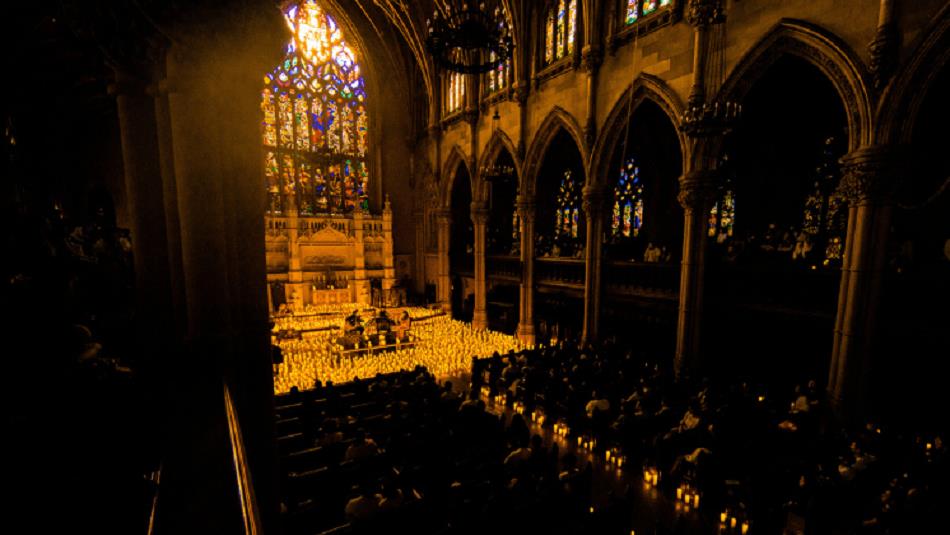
[344,309,364,334]
[396,310,412,343]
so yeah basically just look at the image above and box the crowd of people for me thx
[275,367,624,535]
[272,312,526,394]
[473,341,947,534]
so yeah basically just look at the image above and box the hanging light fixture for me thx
[426,1,514,74]
[482,108,514,184]
[679,1,741,136]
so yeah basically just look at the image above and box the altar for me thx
[266,198,396,313]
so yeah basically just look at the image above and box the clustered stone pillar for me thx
[110,70,174,346]
[471,201,490,329]
[828,146,896,419]
[382,196,396,292]
[674,171,718,379]
[352,208,370,304]
[435,209,452,306]
[516,197,536,344]
[413,207,427,295]
[581,184,608,344]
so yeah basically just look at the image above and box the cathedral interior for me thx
[2,0,949,533]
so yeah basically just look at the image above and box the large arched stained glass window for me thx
[611,158,644,238]
[262,1,369,216]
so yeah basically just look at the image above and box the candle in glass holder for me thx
[730,516,737,528]
[676,486,683,500]
[741,521,750,534]
[693,494,700,508]
[720,511,727,523]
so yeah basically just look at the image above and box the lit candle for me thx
[730,516,737,528]
[676,487,683,500]
[578,436,583,447]
[693,494,700,508]
[741,521,750,534]
[720,511,727,523]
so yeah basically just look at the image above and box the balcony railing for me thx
[535,257,585,287]
[604,261,679,297]
[486,255,521,281]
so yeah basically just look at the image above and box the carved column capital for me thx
[837,146,899,205]
[581,46,603,75]
[515,197,536,220]
[685,0,725,28]
[470,202,490,225]
[677,171,719,211]
[512,82,529,106]
[432,208,453,222]
[582,184,610,215]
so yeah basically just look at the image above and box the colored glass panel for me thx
[567,0,576,56]
[643,0,658,15]
[626,1,640,24]
[545,11,555,64]
[262,0,370,214]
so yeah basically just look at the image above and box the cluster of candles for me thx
[512,400,526,415]
[272,313,526,393]
[479,385,491,401]
[493,392,508,407]
[552,419,570,438]
[675,483,701,509]
[577,435,598,451]
[604,447,625,468]
[719,509,751,534]
[642,466,660,487]
[531,408,546,426]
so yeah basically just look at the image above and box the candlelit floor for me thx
[481,400,741,535]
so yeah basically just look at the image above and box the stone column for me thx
[382,195,396,291]
[413,207,426,294]
[152,81,187,340]
[471,201,490,329]
[684,0,724,108]
[435,209,452,306]
[581,184,608,344]
[674,171,718,378]
[516,198,536,344]
[285,202,305,309]
[581,46,603,150]
[828,146,896,419]
[352,208,370,304]
[110,70,174,347]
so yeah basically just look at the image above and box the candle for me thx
[741,521,750,534]
[730,516,737,528]
[720,512,727,523]
[693,494,700,508]
[676,487,683,500]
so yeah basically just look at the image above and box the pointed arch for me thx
[876,3,950,146]
[717,19,873,152]
[477,128,523,200]
[522,106,588,200]
[441,145,472,209]
[590,74,686,190]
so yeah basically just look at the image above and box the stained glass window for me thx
[798,139,846,266]
[262,0,370,215]
[611,158,644,238]
[446,72,465,114]
[625,0,671,25]
[544,0,577,65]
[555,169,581,242]
[708,189,735,240]
[486,51,511,95]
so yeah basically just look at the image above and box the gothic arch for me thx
[717,19,873,152]
[441,145,472,210]
[477,128,523,200]
[590,74,686,190]
[522,106,589,200]
[876,3,950,146]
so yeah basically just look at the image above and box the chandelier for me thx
[426,1,514,74]
[482,109,514,183]
[679,0,741,136]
